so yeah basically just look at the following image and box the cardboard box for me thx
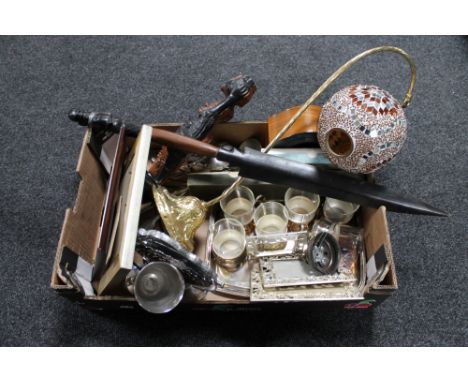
[51,121,397,311]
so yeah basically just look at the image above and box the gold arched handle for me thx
[207,46,416,206]
[265,45,416,152]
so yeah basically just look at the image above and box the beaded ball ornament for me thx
[318,84,408,174]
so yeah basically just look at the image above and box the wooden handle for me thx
[148,126,219,158]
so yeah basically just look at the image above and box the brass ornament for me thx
[152,185,208,252]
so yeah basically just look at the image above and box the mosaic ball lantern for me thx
[318,84,408,174]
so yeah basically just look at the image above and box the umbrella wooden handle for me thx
[148,126,219,158]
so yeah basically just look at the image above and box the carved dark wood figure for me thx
[147,74,256,183]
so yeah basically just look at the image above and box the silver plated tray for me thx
[259,255,357,288]
[250,263,364,302]
[213,230,309,297]
[214,261,252,298]
[259,224,362,288]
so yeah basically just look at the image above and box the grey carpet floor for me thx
[0,36,466,346]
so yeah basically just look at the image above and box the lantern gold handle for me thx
[207,46,416,206]
[265,45,416,152]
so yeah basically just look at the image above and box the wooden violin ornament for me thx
[147,74,256,183]
[267,104,320,148]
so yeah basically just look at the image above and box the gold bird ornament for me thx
[152,185,208,252]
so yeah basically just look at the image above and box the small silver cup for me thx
[133,262,185,314]
[212,218,247,272]
[220,186,255,234]
[253,201,289,236]
[284,188,320,231]
[323,197,359,224]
